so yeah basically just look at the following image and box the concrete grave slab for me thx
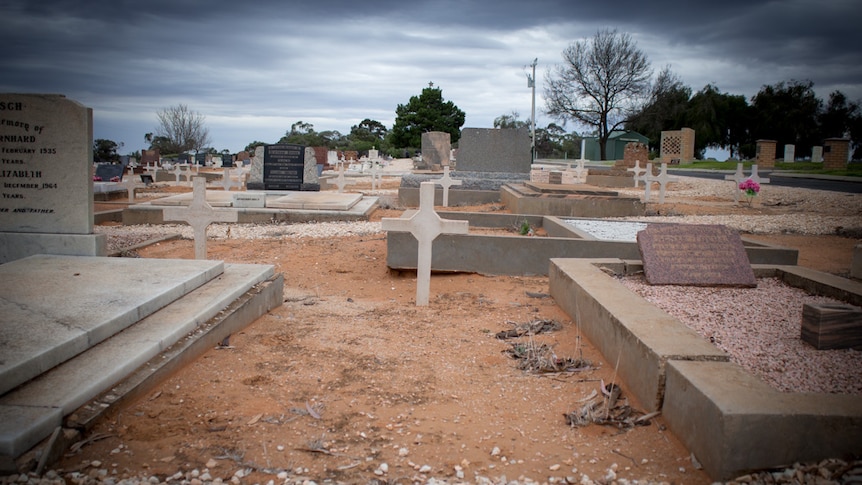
[0,263,276,457]
[637,224,757,286]
[267,192,362,211]
[232,192,266,208]
[0,255,223,396]
[148,191,235,207]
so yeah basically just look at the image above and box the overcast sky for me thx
[2,0,860,155]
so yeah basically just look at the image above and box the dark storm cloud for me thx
[1,0,859,153]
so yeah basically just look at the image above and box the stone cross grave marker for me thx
[326,162,357,193]
[724,163,770,202]
[220,168,241,191]
[120,167,141,203]
[381,181,469,306]
[566,159,588,184]
[172,164,186,184]
[370,160,382,190]
[163,177,238,259]
[643,162,679,203]
[627,160,647,187]
[637,223,757,287]
[433,165,462,207]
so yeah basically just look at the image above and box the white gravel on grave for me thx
[618,275,862,395]
[565,219,648,241]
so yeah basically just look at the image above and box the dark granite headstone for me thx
[263,143,315,191]
[94,163,125,181]
[141,149,159,166]
[457,127,531,173]
[636,224,756,287]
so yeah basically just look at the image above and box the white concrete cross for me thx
[172,164,185,184]
[370,161,382,190]
[220,168,241,191]
[725,163,770,202]
[381,181,469,306]
[643,162,679,203]
[433,165,462,207]
[162,177,238,260]
[627,160,647,187]
[567,159,588,184]
[120,167,141,203]
[326,162,357,193]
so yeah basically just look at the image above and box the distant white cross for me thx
[162,177,238,260]
[433,166,462,207]
[120,167,141,203]
[566,159,588,184]
[220,168,241,191]
[627,160,647,187]
[370,161,382,190]
[643,162,679,203]
[172,164,185,184]
[326,162,357,193]
[725,163,770,202]
[381,181,469,306]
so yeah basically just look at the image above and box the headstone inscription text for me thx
[0,94,93,234]
[637,224,756,287]
[263,144,305,190]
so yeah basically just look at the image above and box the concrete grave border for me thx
[548,258,862,481]
[386,212,798,276]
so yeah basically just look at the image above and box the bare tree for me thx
[153,104,211,154]
[544,29,652,160]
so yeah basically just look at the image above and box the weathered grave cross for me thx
[220,168,241,191]
[381,181,469,306]
[724,163,771,202]
[163,177,238,259]
[568,159,588,184]
[627,159,647,187]
[643,162,679,204]
[433,165,462,207]
[120,167,141,203]
[370,161,382,190]
[326,162,358,193]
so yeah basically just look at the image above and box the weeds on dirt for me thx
[495,318,562,339]
[503,339,592,373]
[564,381,658,429]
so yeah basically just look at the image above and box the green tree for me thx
[278,121,341,148]
[683,84,754,158]
[93,139,123,164]
[626,66,691,149]
[390,84,465,149]
[545,29,653,161]
[819,91,862,160]
[751,80,821,158]
[244,141,267,153]
[493,111,529,130]
[152,104,211,154]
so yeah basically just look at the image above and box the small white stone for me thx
[550,464,561,471]
[398,447,409,456]
[277,472,288,480]
[419,465,432,473]
[490,446,501,456]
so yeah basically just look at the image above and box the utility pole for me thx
[526,58,537,162]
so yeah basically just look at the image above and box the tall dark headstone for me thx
[263,144,318,191]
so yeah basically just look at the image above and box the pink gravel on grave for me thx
[617,276,862,395]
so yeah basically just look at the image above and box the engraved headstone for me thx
[263,144,307,191]
[783,144,795,162]
[0,94,106,263]
[637,224,756,287]
[812,146,823,163]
